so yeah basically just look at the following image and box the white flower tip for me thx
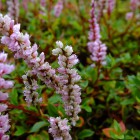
[22,75,27,80]
[64,45,73,56]
[52,48,62,56]
[56,41,63,48]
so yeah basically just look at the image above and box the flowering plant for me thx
[0,0,140,139]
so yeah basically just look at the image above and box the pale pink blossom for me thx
[52,41,81,125]
[54,0,63,17]
[87,0,107,66]
[40,0,46,7]
[0,51,14,140]
[126,12,134,20]
[22,70,42,105]
[88,0,101,41]
[7,0,19,23]
[0,90,8,101]
[130,0,140,11]
[107,0,116,15]
[0,104,8,112]
[49,117,72,140]
[0,52,7,63]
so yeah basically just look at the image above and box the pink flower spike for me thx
[49,117,72,140]
[0,92,8,101]
[0,104,8,112]
[0,52,7,63]
[54,0,63,17]
[87,0,107,66]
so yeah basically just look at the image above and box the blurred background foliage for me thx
[1,0,140,139]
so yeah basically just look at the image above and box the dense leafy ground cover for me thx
[0,0,140,139]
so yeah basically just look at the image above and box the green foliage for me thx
[47,103,59,117]
[14,126,27,136]
[1,0,140,139]
[9,88,18,105]
[77,129,94,139]
[126,74,140,102]
[27,131,50,140]
[30,121,49,133]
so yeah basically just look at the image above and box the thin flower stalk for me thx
[88,0,101,42]
[0,0,2,10]
[98,0,106,22]
[107,0,116,17]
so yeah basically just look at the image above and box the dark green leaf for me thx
[48,103,59,116]
[30,121,48,133]
[9,88,18,105]
[14,126,26,136]
[78,129,94,139]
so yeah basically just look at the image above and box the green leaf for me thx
[80,81,88,89]
[113,120,121,132]
[14,126,27,136]
[120,98,135,106]
[110,131,124,139]
[106,54,116,68]
[131,129,140,139]
[83,66,97,83]
[30,121,48,133]
[27,135,41,140]
[27,132,50,140]
[47,103,59,116]
[48,94,62,104]
[81,105,92,112]
[40,131,50,140]
[78,129,94,139]
[9,88,18,105]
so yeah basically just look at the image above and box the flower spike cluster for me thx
[130,0,140,11]
[0,14,82,139]
[52,41,81,126]
[0,14,58,104]
[88,0,100,42]
[107,0,116,16]
[22,70,42,106]
[87,0,107,67]
[54,0,64,17]
[7,0,19,23]
[0,15,58,104]
[95,0,106,22]
[0,52,15,140]
[48,117,72,140]
[40,0,46,7]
